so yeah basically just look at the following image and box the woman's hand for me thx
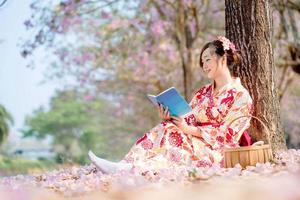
[157,103,171,121]
[170,116,191,133]
[171,116,202,137]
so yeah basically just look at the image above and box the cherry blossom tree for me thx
[21,0,224,141]
[272,0,300,100]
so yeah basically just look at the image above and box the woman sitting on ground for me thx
[88,36,253,174]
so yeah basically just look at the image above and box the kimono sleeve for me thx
[188,90,198,109]
[197,90,253,149]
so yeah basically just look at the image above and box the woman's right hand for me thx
[157,103,171,121]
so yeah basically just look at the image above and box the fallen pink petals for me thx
[0,149,300,199]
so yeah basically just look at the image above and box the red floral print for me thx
[184,114,197,126]
[195,86,208,104]
[205,106,216,121]
[161,121,168,126]
[225,128,235,145]
[141,139,153,150]
[169,149,181,163]
[196,160,212,168]
[195,86,208,98]
[216,135,224,143]
[160,136,166,147]
[168,131,183,147]
[136,133,147,145]
[206,88,237,122]
[221,89,236,105]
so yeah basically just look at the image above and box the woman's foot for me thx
[88,150,132,174]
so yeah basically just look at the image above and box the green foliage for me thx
[0,105,14,145]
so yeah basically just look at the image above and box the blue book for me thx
[147,87,192,117]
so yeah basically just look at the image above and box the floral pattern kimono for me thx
[122,77,253,170]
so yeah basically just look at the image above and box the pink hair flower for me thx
[217,36,236,52]
[229,42,236,52]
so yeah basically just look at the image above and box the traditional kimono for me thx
[122,77,253,170]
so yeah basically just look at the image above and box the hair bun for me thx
[232,50,241,66]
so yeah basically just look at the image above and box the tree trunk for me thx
[225,0,287,152]
[176,0,193,100]
[180,48,193,101]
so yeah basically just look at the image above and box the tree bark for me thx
[176,0,193,100]
[225,0,287,152]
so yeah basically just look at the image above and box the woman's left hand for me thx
[170,116,191,134]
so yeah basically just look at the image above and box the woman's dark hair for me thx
[199,40,241,70]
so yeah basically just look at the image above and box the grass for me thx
[0,155,58,176]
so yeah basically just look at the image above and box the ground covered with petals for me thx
[1,149,300,200]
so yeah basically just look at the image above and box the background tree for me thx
[272,0,300,100]
[22,90,138,163]
[0,104,14,146]
[225,0,287,152]
[21,0,224,100]
[0,0,8,8]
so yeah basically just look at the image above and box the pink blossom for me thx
[0,149,300,197]
[151,21,165,36]
[108,19,129,30]
[183,0,193,6]
[82,53,94,62]
[83,95,93,102]
[60,18,72,33]
[160,4,174,17]
[140,53,150,66]
[150,7,160,21]
[101,11,112,19]
[189,19,197,37]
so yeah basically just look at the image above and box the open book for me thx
[147,87,192,117]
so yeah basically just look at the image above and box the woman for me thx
[88,36,253,174]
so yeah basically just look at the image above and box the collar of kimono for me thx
[212,77,241,96]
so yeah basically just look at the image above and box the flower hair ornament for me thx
[217,36,237,52]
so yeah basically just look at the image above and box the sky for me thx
[0,0,57,146]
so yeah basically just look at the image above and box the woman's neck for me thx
[213,71,233,91]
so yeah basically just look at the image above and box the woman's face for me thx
[201,47,224,79]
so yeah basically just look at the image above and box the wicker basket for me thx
[223,115,273,169]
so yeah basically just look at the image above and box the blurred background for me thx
[0,0,299,176]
